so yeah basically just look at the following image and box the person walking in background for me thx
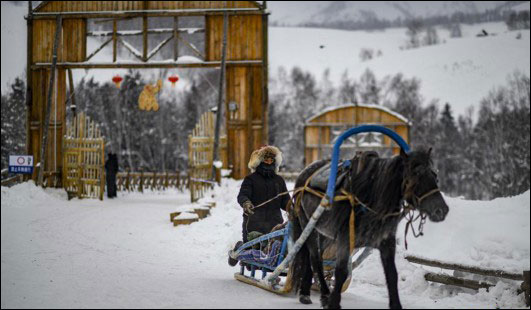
[105,153,119,198]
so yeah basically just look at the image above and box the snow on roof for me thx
[305,103,411,125]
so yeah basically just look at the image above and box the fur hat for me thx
[248,145,283,173]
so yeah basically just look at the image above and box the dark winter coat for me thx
[105,153,119,198]
[237,164,290,242]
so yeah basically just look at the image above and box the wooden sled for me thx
[230,222,366,295]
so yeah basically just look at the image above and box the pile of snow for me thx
[402,192,530,273]
[2,179,529,308]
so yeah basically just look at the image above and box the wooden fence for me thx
[406,255,530,305]
[63,112,105,200]
[1,169,24,187]
[188,111,227,202]
[116,171,188,192]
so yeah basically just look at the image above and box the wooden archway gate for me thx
[26,1,269,189]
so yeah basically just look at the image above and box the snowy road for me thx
[1,181,529,308]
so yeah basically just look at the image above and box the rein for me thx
[396,187,440,250]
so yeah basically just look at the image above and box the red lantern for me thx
[168,74,179,87]
[112,75,123,88]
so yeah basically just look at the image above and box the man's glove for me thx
[242,201,254,216]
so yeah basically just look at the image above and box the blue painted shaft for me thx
[326,125,410,199]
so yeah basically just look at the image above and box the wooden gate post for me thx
[125,169,130,191]
[38,15,62,186]
[139,170,144,193]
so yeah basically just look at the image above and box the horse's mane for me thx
[348,154,405,215]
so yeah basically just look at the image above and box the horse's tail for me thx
[288,216,308,295]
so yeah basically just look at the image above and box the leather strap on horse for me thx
[292,168,358,255]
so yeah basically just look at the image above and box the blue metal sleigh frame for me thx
[231,125,410,294]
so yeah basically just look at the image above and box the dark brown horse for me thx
[290,148,449,309]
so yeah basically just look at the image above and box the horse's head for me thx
[401,148,449,222]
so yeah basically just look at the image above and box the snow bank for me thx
[401,191,530,273]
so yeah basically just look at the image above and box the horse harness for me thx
[249,153,441,251]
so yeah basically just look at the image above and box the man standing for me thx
[104,153,118,198]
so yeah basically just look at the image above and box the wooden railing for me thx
[1,169,58,188]
[406,255,530,305]
[116,171,188,192]
[1,171,24,187]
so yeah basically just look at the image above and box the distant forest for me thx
[272,6,530,32]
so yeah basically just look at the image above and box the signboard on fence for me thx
[9,155,34,174]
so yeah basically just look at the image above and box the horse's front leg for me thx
[306,232,331,307]
[298,244,314,304]
[379,237,402,309]
[327,222,350,309]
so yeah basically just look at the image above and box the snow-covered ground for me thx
[2,180,529,308]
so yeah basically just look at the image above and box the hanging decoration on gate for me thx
[112,75,123,88]
[168,74,180,88]
[138,79,163,112]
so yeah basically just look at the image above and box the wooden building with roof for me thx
[304,104,411,166]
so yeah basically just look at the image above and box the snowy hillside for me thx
[268,1,513,26]
[1,180,529,308]
[269,22,530,118]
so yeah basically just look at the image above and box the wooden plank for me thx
[32,60,262,69]
[113,20,117,62]
[143,15,148,61]
[261,11,268,144]
[173,17,179,61]
[26,1,34,165]
[38,15,62,187]
[36,1,261,12]
[405,256,524,281]
[424,272,493,291]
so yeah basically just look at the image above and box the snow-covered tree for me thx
[405,19,424,49]
[337,70,358,104]
[473,72,530,198]
[358,69,380,105]
[1,77,26,171]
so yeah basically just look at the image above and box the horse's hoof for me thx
[320,294,330,308]
[299,295,312,304]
